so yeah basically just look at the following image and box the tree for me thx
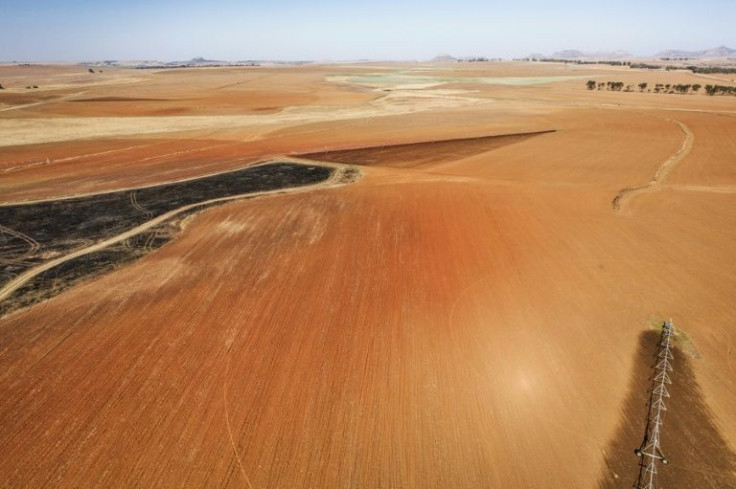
[0,83,4,90]
[586,80,596,90]
[703,85,736,96]
[88,68,95,73]
[638,82,648,92]
[692,84,702,93]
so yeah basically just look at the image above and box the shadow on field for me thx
[297,131,555,169]
[598,330,736,488]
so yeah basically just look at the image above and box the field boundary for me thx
[0,163,357,306]
[0,159,352,206]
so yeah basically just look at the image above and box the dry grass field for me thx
[1,61,735,488]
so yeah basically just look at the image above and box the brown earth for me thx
[1,62,735,488]
[296,131,556,168]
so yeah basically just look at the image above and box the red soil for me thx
[1,62,735,488]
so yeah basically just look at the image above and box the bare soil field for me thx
[1,61,735,488]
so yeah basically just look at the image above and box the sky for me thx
[0,0,734,61]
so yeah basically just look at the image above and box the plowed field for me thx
[1,62,736,488]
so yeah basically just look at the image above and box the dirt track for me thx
[0,163,346,304]
[613,115,694,212]
[1,62,736,488]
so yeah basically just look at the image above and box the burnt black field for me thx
[0,162,334,315]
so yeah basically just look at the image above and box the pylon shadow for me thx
[598,328,736,489]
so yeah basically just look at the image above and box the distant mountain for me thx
[655,45,736,59]
[186,57,226,65]
[431,54,457,63]
[549,49,586,59]
[701,46,736,58]
[526,49,632,60]
[527,46,735,61]
[548,49,633,60]
[655,49,698,59]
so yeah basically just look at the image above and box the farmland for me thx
[0,161,336,315]
[1,61,736,488]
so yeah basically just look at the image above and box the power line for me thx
[634,320,675,489]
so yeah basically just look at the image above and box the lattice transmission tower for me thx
[634,320,675,489]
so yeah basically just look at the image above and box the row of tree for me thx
[458,57,504,63]
[630,63,736,75]
[521,58,736,75]
[530,59,630,66]
[586,80,735,96]
[0,84,39,89]
[688,66,736,74]
[653,83,701,93]
[586,80,628,91]
[704,84,736,95]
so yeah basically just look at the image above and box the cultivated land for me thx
[1,61,735,488]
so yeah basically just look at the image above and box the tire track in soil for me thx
[129,191,153,220]
[728,339,736,377]
[0,165,354,306]
[130,191,157,251]
[0,224,40,265]
[0,150,266,207]
[0,90,88,113]
[223,341,255,489]
[0,141,166,175]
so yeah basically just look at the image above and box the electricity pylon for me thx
[634,320,675,489]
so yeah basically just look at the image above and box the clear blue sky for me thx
[1,0,734,61]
